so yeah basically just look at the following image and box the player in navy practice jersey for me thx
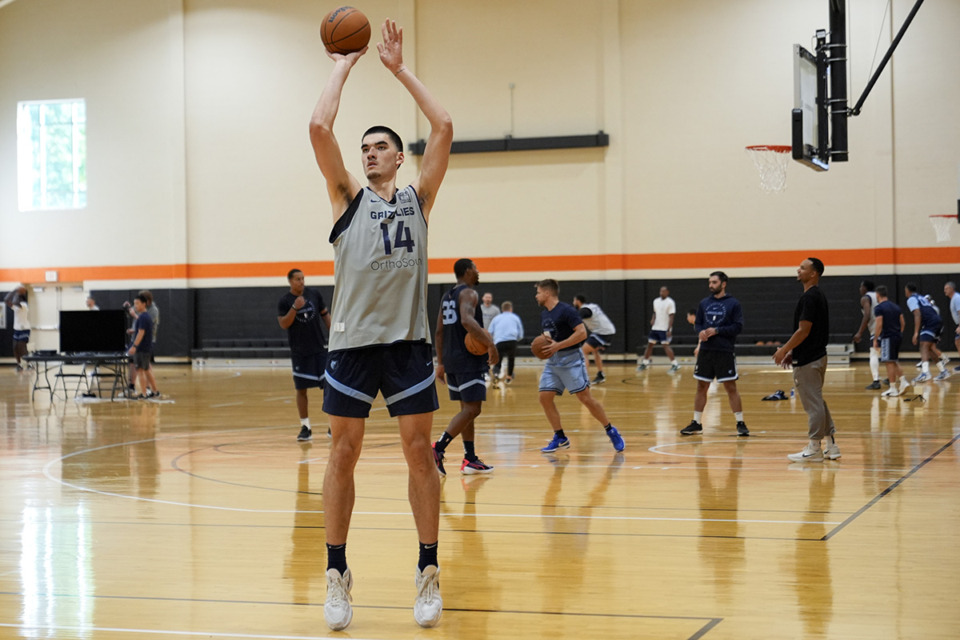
[309,18,453,631]
[277,269,330,442]
[534,279,625,454]
[680,271,749,437]
[432,259,499,476]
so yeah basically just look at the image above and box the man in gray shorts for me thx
[127,294,160,399]
[309,18,453,631]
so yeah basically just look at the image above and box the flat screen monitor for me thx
[59,310,128,354]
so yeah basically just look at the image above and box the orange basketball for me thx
[464,331,489,356]
[531,335,552,360]
[320,7,371,55]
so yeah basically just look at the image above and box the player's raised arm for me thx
[377,19,453,219]
[309,49,367,222]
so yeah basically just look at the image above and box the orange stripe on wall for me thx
[1,246,957,283]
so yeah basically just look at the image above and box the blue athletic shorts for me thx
[919,323,942,343]
[539,348,590,395]
[647,330,672,344]
[323,342,439,418]
[12,330,30,343]
[693,349,738,382]
[879,336,901,362]
[445,371,486,402]
[586,334,612,349]
[292,352,326,390]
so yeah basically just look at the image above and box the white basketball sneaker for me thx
[787,441,824,462]
[823,437,842,460]
[414,565,443,628]
[324,568,353,631]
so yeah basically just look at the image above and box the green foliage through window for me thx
[17,99,87,211]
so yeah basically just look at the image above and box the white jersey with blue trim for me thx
[327,185,430,351]
[865,291,878,335]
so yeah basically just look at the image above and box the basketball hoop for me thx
[745,145,791,193]
[929,214,956,243]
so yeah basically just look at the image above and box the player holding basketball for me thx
[433,259,498,477]
[852,280,883,390]
[680,271,749,437]
[309,19,452,630]
[536,280,625,454]
[774,258,841,462]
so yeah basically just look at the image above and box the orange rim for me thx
[745,145,792,153]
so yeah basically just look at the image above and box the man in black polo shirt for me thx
[278,268,331,441]
[774,258,840,462]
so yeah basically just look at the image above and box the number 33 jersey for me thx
[328,185,430,351]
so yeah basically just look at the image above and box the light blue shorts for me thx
[538,348,590,395]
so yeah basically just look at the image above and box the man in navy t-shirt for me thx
[278,269,330,441]
[681,271,749,437]
[534,279,624,454]
[873,285,910,397]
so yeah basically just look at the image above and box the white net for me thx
[929,215,955,243]
[746,146,791,194]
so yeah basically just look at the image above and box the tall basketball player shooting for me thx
[308,18,453,632]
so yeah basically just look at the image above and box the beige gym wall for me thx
[1,0,957,289]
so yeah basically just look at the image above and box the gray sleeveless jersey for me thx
[865,291,878,335]
[328,185,430,351]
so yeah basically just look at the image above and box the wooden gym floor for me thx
[1,359,958,639]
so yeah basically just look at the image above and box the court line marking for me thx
[0,623,358,640]
[822,432,960,540]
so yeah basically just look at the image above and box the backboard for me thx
[792,43,829,171]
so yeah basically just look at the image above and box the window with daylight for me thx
[17,99,87,211]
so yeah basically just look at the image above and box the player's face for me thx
[660,287,669,298]
[535,287,550,307]
[707,276,724,295]
[361,134,402,180]
[797,260,816,283]
[946,284,955,298]
[482,292,492,304]
[134,299,145,313]
[289,272,305,295]
[686,312,696,325]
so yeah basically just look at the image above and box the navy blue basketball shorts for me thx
[445,371,487,403]
[292,352,326,390]
[323,342,439,418]
[693,349,738,382]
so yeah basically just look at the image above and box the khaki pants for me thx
[793,355,836,441]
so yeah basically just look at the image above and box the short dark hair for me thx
[709,271,728,283]
[574,294,587,304]
[905,282,918,293]
[135,293,149,304]
[861,279,875,291]
[453,258,474,279]
[875,285,888,297]
[807,257,825,276]
[687,308,697,316]
[536,279,559,295]
[138,289,153,305]
[362,125,403,152]
[287,268,302,281]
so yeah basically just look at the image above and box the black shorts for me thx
[133,351,152,370]
[879,336,901,362]
[445,371,487,403]
[693,349,738,382]
[323,342,439,418]
[292,352,326,390]
[586,334,613,349]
